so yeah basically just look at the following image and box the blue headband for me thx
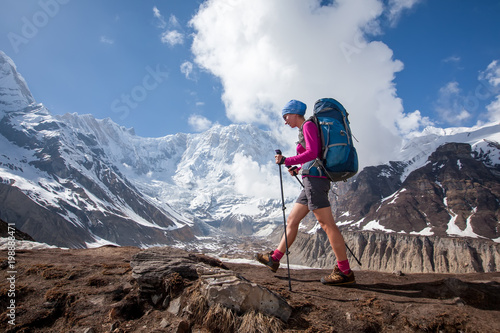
[282,100,306,118]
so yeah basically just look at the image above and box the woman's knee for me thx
[314,210,335,225]
[287,204,309,225]
[287,214,302,229]
[317,219,336,232]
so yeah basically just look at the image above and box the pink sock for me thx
[271,250,284,262]
[337,259,351,274]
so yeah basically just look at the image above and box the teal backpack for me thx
[301,98,358,182]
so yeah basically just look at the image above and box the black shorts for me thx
[295,177,331,210]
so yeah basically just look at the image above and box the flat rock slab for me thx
[130,246,292,321]
[197,266,292,322]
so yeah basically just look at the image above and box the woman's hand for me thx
[288,166,299,176]
[275,154,286,165]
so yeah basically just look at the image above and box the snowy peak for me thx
[0,103,194,248]
[0,61,282,248]
[398,123,500,182]
[333,140,500,242]
[0,51,35,113]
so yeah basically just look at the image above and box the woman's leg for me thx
[314,206,355,285]
[312,206,348,262]
[276,202,309,254]
[256,202,309,272]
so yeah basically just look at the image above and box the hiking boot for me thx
[255,251,280,273]
[321,265,355,286]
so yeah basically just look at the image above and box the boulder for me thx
[197,266,292,322]
[130,246,292,322]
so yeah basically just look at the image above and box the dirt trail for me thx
[1,246,499,332]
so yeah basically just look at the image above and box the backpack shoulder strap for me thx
[297,116,319,149]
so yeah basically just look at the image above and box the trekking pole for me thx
[290,169,362,267]
[275,149,292,292]
[346,243,362,266]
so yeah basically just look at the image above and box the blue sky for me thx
[1,0,499,166]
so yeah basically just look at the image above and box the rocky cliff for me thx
[334,142,500,241]
[283,229,500,274]
[0,217,33,241]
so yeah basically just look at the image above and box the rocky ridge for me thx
[282,229,500,274]
[334,142,500,240]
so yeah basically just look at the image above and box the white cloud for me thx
[153,6,161,18]
[442,81,460,95]
[225,153,299,199]
[169,14,181,28]
[161,30,184,46]
[442,55,461,64]
[434,81,472,125]
[188,114,212,132]
[386,0,422,26]
[480,60,500,90]
[100,36,114,45]
[398,110,433,134]
[154,7,185,46]
[481,60,500,123]
[486,96,500,123]
[189,0,431,167]
[153,6,166,28]
[180,61,195,80]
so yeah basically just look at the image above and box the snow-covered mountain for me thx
[0,106,285,248]
[328,124,500,243]
[397,125,500,182]
[0,51,289,248]
[1,51,499,249]
[0,51,34,112]
[335,140,499,235]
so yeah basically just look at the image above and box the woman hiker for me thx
[256,99,355,286]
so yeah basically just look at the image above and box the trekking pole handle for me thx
[275,149,287,165]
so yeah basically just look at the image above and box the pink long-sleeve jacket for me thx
[284,121,326,178]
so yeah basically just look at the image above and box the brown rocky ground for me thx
[1,246,499,333]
